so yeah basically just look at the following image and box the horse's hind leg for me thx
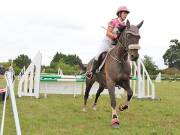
[83,79,95,112]
[93,85,104,110]
[119,80,133,111]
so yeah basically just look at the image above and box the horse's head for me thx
[118,20,144,61]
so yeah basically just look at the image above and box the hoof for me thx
[119,104,128,111]
[92,105,96,111]
[82,107,87,112]
[112,123,119,128]
[111,118,120,128]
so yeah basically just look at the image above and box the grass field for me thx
[0,78,180,135]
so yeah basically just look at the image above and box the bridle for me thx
[109,26,140,64]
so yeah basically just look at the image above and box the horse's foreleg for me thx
[93,86,104,110]
[107,79,119,128]
[83,80,95,112]
[119,80,133,111]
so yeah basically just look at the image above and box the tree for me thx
[50,52,83,68]
[0,65,6,75]
[0,60,12,69]
[143,55,158,75]
[13,54,31,69]
[50,52,60,68]
[0,60,14,74]
[163,39,180,69]
[63,54,82,66]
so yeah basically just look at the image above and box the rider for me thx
[86,6,130,79]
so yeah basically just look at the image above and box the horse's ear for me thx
[137,20,144,29]
[126,20,130,28]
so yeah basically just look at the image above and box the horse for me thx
[79,20,143,128]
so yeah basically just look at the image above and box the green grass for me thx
[0,78,180,135]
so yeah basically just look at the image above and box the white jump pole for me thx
[5,71,21,135]
[137,58,142,98]
[0,87,8,135]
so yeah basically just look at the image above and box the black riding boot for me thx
[86,59,99,79]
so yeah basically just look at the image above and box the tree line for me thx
[0,52,83,75]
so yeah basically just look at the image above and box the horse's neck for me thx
[112,45,127,60]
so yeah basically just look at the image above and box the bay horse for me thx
[79,20,143,128]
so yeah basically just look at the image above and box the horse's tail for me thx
[78,60,87,74]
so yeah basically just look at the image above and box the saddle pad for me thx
[98,48,113,72]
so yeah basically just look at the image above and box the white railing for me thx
[130,58,155,99]
[18,66,25,80]
[155,72,161,82]
[18,52,42,98]
[1,69,21,135]
[18,52,155,99]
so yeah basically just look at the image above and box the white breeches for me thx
[94,38,114,60]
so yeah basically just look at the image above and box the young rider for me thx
[86,6,130,79]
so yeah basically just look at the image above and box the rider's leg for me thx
[86,38,112,79]
[86,57,100,79]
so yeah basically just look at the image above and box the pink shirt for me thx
[103,18,126,43]
[108,18,126,29]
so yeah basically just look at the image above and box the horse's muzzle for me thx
[130,54,139,61]
[128,44,140,61]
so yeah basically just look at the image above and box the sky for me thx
[0,0,179,69]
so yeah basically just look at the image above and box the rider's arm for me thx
[106,26,117,40]
[106,19,118,40]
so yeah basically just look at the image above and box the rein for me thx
[109,28,129,64]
